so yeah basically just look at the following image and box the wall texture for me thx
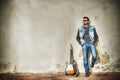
[0,0,120,73]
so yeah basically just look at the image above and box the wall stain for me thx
[96,41,110,64]
[95,16,99,21]
[0,63,11,71]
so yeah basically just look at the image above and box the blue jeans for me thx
[82,43,97,73]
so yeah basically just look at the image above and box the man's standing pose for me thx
[76,17,98,77]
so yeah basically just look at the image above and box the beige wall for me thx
[0,0,120,73]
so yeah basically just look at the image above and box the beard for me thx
[84,23,88,25]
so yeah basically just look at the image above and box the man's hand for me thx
[79,41,83,45]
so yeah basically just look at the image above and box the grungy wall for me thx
[0,0,120,73]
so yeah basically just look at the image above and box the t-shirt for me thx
[83,27,92,43]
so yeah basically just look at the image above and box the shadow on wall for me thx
[0,0,12,72]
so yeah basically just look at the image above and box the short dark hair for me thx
[83,17,89,21]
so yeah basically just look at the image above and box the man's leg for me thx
[82,43,89,73]
[89,44,97,68]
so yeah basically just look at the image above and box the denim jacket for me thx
[76,25,98,45]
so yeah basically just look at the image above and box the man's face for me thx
[83,18,89,25]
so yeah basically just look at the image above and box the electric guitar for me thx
[65,43,75,75]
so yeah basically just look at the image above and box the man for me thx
[76,17,98,77]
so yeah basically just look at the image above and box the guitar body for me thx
[65,62,75,75]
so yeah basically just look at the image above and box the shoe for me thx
[74,73,79,77]
[91,64,94,68]
[85,72,91,77]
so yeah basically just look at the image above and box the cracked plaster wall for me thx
[0,0,120,73]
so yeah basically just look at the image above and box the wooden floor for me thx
[0,72,120,80]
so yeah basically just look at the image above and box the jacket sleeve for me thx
[94,28,98,43]
[76,29,80,44]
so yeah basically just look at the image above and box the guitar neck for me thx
[70,44,74,64]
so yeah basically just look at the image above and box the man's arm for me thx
[76,29,81,45]
[94,28,98,43]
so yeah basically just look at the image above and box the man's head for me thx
[83,17,90,25]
